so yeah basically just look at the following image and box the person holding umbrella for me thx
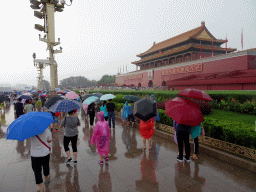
[133,97,157,149]
[106,99,115,128]
[139,117,155,150]
[100,101,108,121]
[87,102,96,128]
[60,109,81,164]
[14,98,24,118]
[165,97,204,163]
[6,112,54,192]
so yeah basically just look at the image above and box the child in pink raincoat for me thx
[91,112,110,165]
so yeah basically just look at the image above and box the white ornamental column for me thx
[46,3,58,92]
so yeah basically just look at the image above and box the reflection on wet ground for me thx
[0,103,256,191]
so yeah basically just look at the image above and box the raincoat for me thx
[122,101,130,121]
[139,117,155,139]
[91,112,110,156]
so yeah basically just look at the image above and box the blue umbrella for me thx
[17,92,22,94]
[83,96,99,105]
[19,95,32,100]
[49,99,82,112]
[100,94,116,101]
[6,112,53,141]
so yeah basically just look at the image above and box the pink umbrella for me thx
[65,91,79,99]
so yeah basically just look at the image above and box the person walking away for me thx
[173,120,192,163]
[91,112,110,166]
[191,122,203,160]
[30,128,52,192]
[139,117,155,150]
[15,98,24,118]
[106,99,115,128]
[87,102,96,128]
[60,109,81,164]
[150,94,160,128]
[95,102,100,113]
[128,102,135,128]
[100,101,108,121]
[41,96,46,112]
[32,97,37,111]
[50,112,60,132]
[121,101,129,125]
[36,99,42,112]
[24,100,33,114]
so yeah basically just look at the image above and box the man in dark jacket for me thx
[173,120,192,163]
[87,102,96,127]
[106,99,115,128]
[15,98,24,118]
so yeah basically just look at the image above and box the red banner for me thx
[161,63,202,75]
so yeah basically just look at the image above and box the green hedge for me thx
[91,90,256,104]
[91,90,256,149]
[202,117,256,149]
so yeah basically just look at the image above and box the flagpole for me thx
[212,38,213,57]
[226,34,227,54]
[241,28,243,51]
[200,40,202,59]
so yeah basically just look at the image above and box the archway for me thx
[162,81,166,86]
[148,80,153,87]
[138,83,141,87]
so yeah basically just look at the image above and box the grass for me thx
[205,109,256,126]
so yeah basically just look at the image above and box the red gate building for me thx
[115,22,256,90]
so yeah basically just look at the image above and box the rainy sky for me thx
[1,0,256,86]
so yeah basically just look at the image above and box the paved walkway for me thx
[0,103,256,192]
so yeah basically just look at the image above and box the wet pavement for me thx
[0,103,256,192]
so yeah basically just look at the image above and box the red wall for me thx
[116,54,256,90]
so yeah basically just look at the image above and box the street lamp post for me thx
[30,0,73,96]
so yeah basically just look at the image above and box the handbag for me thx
[36,135,51,151]
[201,126,205,136]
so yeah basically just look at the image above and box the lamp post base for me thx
[47,90,58,98]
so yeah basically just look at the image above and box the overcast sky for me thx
[1,0,255,86]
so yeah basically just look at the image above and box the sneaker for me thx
[104,157,109,162]
[66,158,72,164]
[177,156,184,163]
[184,157,191,163]
[73,160,77,164]
[98,160,103,166]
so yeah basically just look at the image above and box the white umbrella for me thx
[100,94,116,101]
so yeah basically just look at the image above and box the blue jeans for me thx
[108,111,115,128]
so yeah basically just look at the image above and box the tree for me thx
[39,80,50,90]
[97,75,116,85]
[59,76,91,89]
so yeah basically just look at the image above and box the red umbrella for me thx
[57,91,63,94]
[178,88,212,102]
[165,97,204,126]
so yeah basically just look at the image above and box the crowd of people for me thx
[5,91,205,192]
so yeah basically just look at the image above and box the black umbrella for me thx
[81,94,93,100]
[133,97,157,122]
[93,92,103,98]
[19,95,32,100]
[44,96,64,109]
[0,95,6,103]
[123,95,141,102]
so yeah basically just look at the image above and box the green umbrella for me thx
[123,95,141,102]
